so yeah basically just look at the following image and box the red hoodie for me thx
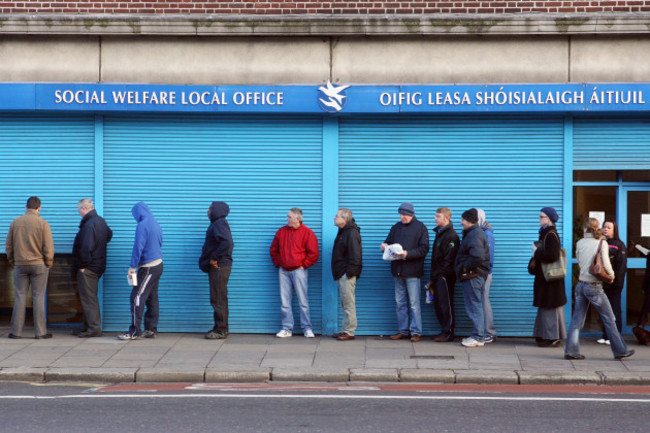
[270,224,319,271]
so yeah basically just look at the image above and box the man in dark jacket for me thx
[381,202,429,342]
[429,207,459,342]
[72,198,113,338]
[331,208,362,341]
[455,208,491,348]
[199,201,234,340]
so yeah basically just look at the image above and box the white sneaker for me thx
[276,329,292,338]
[461,337,485,348]
[597,338,611,345]
[304,329,315,338]
[117,332,139,340]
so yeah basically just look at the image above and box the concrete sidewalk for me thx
[1,327,649,385]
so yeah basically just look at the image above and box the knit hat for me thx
[540,206,559,223]
[398,202,415,216]
[461,208,479,224]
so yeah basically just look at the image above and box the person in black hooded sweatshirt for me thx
[199,201,234,340]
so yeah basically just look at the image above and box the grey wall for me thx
[1,35,649,84]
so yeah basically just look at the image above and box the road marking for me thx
[1,394,650,403]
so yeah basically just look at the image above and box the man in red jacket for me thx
[270,207,319,338]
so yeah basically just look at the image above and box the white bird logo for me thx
[318,80,350,112]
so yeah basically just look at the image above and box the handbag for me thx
[589,239,613,283]
[540,232,567,282]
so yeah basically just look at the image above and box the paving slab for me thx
[0,367,46,382]
[602,371,650,385]
[205,367,271,382]
[400,368,455,383]
[349,368,398,382]
[271,367,349,382]
[455,369,519,384]
[136,367,205,383]
[518,370,602,385]
[45,368,136,383]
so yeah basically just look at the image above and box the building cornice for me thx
[1,13,650,36]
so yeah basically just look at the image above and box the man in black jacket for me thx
[429,207,460,342]
[381,202,429,342]
[199,201,234,340]
[72,198,113,338]
[455,208,491,348]
[331,208,362,341]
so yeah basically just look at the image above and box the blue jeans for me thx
[462,275,486,341]
[483,273,496,338]
[279,268,312,332]
[565,281,629,358]
[394,277,422,336]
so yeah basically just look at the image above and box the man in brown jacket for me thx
[6,196,54,339]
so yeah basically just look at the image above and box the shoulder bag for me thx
[541,231,567,282]
[589,239,613,283]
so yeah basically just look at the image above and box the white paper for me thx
[642,214,650,237]
[635,244,650,256]
[589,211,605,228]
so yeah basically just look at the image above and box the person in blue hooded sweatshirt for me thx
[199,201,234,340]
[118,202,163,340]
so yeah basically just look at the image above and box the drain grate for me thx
[410,355,455,360]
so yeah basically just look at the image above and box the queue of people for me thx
[1,197,638,359]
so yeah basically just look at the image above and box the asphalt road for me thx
[1,382,649,433]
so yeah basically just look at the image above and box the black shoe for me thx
[141,330,157,339]
[564,354,585,360]
[8,333,21,339]
[615,350,635,360]
[35,333,53,339]
[71,328,88,336]
[78,330,103,338]
[537,339,559,347]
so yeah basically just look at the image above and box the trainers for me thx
[141,330,157,339]
[205,330,227,340]
[597,338,610,345]
[304,329,315,338]
[276,329,292,338]
[484,335,496,344]
[461,337,484,347]
[117,332,139,340]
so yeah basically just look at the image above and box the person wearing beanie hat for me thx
[398,202,415,217]
[455,208,491,348]
[529,207,567,347]
[461,208,479,225]
[540,207,559,224]
[381,202,430,342]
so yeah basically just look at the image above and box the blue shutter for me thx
[574,117,650,169]
[338,115,565,336]
[101,114,323,333]
[0,114,95,253]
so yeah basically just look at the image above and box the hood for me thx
[344,218,360,234]
[209,201,230,222]
[476,209,486,227]
[131,201,152,222]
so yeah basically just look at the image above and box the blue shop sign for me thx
[0,82,649,114]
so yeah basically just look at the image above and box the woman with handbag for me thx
[597,221,627,345]
[528,207,567,347]
[564,218,634,360]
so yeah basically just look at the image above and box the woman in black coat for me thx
[599,221,627,344]
[528,207,567,347]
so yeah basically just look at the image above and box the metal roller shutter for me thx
[0,114,95,253]
[338,115,565,336]
[574,117,650,169]
[101,114,323,333]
